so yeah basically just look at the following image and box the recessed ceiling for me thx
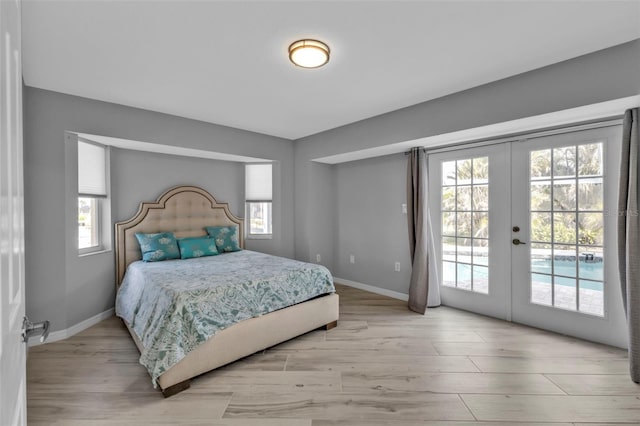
[22,1,640,140]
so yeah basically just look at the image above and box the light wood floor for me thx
[27,284,640,425]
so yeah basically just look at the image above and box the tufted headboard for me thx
[114,185,244,288]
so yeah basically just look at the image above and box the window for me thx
[78,140,108,253]
[529,142,605,316]
[245,163,272,238]
[441,156,489,294]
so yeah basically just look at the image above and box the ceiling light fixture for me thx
[288,39,330,69]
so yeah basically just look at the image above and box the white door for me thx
[1,1,27,424]
[511,125,626,346]
[429,124,626,346]
[429,143,512,320]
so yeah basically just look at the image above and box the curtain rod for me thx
[403,148,426,155]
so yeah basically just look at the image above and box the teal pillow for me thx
[205,225,242,253]
[135,232,180,262]
[177,236,219,259]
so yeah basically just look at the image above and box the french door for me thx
[429,125,628,347]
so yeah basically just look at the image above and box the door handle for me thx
[512,238,527,246]
[22,316,50,344]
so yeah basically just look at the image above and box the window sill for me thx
[246,234,273,240]
[79,248,112,258]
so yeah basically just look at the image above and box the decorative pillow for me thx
[177,236,219,259]
[205,225,242,253]
[135,232,180,262]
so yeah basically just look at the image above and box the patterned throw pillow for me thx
[205,225,242,253]
[177,236,219,259]
[135,232,180,262]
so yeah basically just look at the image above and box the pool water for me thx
[531,259,603,291]
[444,259,604,291]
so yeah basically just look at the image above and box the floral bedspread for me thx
[115,250,335,385]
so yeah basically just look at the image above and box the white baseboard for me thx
[29,308,115,347]
[334,277,409,302]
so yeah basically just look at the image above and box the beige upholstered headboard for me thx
[114,186,244,287]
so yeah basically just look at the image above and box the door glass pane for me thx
[440,156,489,294]
[554,276,577,311]
[531,273,552,306]
[529,143,604,316]
[473,265,489,294]
[472,238,489,266]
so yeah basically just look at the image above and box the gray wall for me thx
[333,154,411,292]
[295,39,640,296]
[23,87,293,332]
[110,148,245,222]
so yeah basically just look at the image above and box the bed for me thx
[114,185,339,396]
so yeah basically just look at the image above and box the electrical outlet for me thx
[349,254,355,264]
[394,262,401,272]
[402,203,407,214]
[316,254,321,262]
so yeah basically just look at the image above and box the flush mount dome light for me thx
[288,39,330,68]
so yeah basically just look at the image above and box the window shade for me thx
[245,163,272,201]
[78,141,107,196]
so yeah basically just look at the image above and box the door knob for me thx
[512,238,526,246]
[22,316,50,344]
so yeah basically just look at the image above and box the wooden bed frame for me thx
[114,185,339,396]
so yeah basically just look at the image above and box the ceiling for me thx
[22,1,640,140]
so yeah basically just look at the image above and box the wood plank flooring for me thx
[26,284,640,425]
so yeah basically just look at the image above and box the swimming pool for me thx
[443,259,604,291]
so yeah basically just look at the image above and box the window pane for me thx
[553,146,577,178]
[530,181,551,211]
[531,273,552,306]
[554,276,577,311]
[442,212,456,236]
[578,212,603,245]
[78,197,99,249]
[553,244,577,278]
[472,212,488,239]
[552,181,576,211]
[578,143,603,176]
[456,159,472,185]
[579,280,604,316]
[472,238,489,266]
[473,265,489,294]
[248,202,272,234]
[472,185,488,211]
[442,237,456,262]
[473,157,489,183]
[456,186,472,211]
[457,212,471,237]
[442,261,456,287]
[442,161,456,185]
[530,213,551,243]
[578,178,603,210]
[578,246,603,281]
[456,238,472,264]
[531,243,552,275]
[457,263,472,290]
[530,149,551,179]
[553,212,576,244]
[442,186,456,211]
